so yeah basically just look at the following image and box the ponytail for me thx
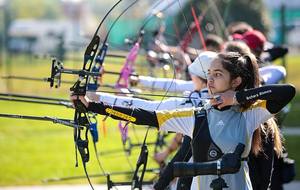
[235,54,259,91]
[218,52,259,109]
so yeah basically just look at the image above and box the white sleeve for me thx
[259,65,286,84]
[96,92,156,109]
[96,92,191,111]
[139,76,194,92]
[243,101,272,134]
[155,98,194,110]
[156,108,195,137]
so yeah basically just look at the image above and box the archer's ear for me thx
[231,76,242,89]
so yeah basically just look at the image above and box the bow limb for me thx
[113,0,172,149]
[115,30,147,190]
[70,1,127,189]
[115,34,142,89]
[86,1,154,188]
[94,0,143,176]
[130,3,181,190]
[205,0,228,39]
[191,6,207,50]
[91,1,180,188]
[88,0,140,91]
[170,1,207,51]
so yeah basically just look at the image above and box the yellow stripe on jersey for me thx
[240,100,267,112]
[156,109,194,128]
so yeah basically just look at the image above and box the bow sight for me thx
[47,58,139,90]
[47,58,101,89]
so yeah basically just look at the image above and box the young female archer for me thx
[71,51,295,189]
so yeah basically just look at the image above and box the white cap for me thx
[188,51,217,79]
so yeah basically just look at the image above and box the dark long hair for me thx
[217,52,259,109]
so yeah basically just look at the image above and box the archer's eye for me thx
[215,73,222,77]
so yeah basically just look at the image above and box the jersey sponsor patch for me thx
[105,108,136,122]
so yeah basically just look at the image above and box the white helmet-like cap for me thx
[188,51,218,79]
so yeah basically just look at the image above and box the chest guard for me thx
[192,109,223,162]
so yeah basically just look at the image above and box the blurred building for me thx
[8,19,74,54]
[264,0,300,47]
[7,0,98,55]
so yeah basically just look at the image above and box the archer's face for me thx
[207,59,232,94]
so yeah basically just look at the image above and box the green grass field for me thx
[0,53,299,186]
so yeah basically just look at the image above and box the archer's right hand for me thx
[70,95,89,108]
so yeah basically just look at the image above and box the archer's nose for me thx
[207,75,214,84]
